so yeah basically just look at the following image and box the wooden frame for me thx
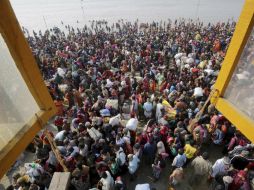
[0,0,56,178]
[211,0,254,142]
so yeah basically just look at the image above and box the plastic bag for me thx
[57,67,65,78]
[105,99,119,110]
[186,57,194,64]
[135,184,150,190]
[100,109,111,117]
[204,69,214,76]
[174,53,183,59]
[193,87,203,97]
[176,59,181,67]
[109,114,121,127]
[126,118,138,131]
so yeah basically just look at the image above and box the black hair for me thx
[101,171,107,179]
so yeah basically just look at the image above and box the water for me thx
[10,0,244,32]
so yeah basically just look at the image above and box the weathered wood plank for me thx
[49,172,71,190]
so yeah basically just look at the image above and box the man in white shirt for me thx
[115,145,126,167]
[190,152,212,185]
[99,171,114,190]
[210,156,231,178]
[47,151,58,167]
[79,143,88,158]
[54,130,67,142]
[156,99,164,122]
[172,148,187,169]
[143,98,153,119]
[128,154,140,179]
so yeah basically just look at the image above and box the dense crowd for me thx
[7,19,254,190]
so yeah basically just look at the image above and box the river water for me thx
[10,0,244,32]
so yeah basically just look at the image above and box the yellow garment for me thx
[198,60,208,69]
[162,100,176,120]
[103,117,110,123]
[17,175,30,184]
[184,144,197,159]
[195,33,201,41]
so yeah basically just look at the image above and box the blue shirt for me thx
[143,142,156,156]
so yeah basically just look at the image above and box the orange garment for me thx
[54,100,64,116]
[136,94,143,104]
[40,131,54,145]
[160,81,167,92]
[213,39,221,52]
[150,80,156,93]
[73,91,82,107]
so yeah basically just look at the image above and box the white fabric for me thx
[156,103,164,121]
[121,81,126,87]
[123,135,131,144]
[79,144,88,157]
[116,137,125,146]
[172,154,187,168]
[188,53,196,58]
[174,53,183,59]
[194,87,203,97]
[135,184,150,190]
[181,56,188,63]
[176,59,181,67]
[157,141,166,155]
[54,130,66,141]
[116,147,126,166]
[126,118,138,131]
[143,102,153,118]
[47,151,58,166]
[25,163,44,182]
[204,69,214,76]
[131,100,138,112]
[105,99,118,110]
[128,155,140,174]
[186,57,194,64]
[87,127,102,141]
[71,118,79,130]
[57,67,65,77]
[211,158,229,177]
[100,171,114,190]
[70,146,80,157]
[109,114,121,127]
[105,79,113,88]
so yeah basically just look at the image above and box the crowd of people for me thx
[7,19,254,190]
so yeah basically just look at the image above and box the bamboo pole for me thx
[44,130,69,172]
[187,89,217,132]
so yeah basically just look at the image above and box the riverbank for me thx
[11,0,243,32]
